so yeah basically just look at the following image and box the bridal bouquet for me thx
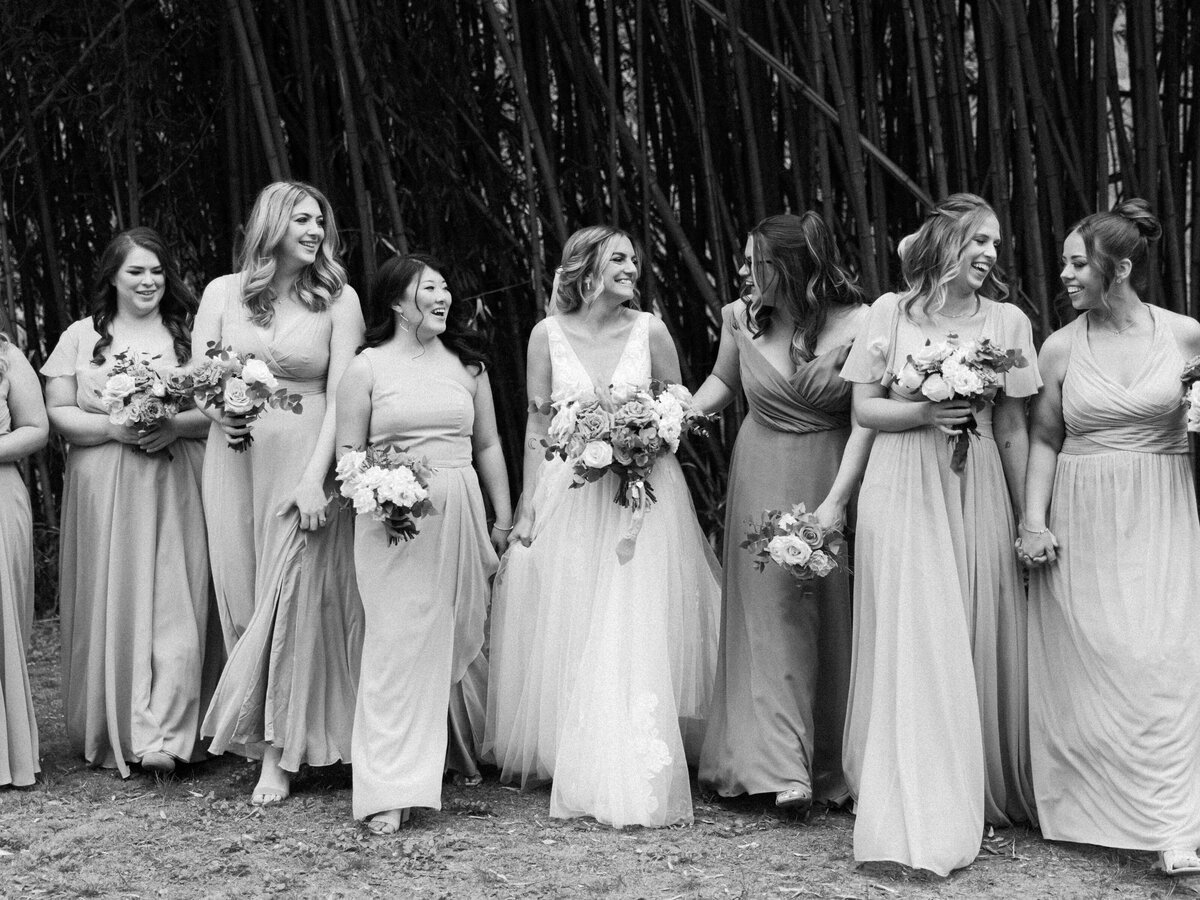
[1181,355,1200,431]
[97,350,193,432]
[893,334,1028,473]
[742,504,846,584]
[541,380,708,510]
[189,343,303,452]
[335,444,435,544]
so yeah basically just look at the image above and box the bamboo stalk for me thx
[900,0,932,198]
[236,0,290,179]
[910,0,948,198]
[727,0,767,221]
[1093,0,1109,208]
[225,0,286,182]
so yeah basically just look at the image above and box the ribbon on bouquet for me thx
[615,480,647,564]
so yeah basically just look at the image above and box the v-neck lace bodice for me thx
[545,313,652,398]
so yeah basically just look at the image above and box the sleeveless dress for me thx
[350,348,497,819]
[43,319,211,775]
[0,349,39,787]
[839,294,1040,875]
[1029,308,1200,851]
[699,302,854,804]
[200,275,363,770]
[484,312,721,828]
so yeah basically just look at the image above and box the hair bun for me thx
[1113,198,1162,242]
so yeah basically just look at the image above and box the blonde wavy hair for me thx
[239,181,347,327]
[549,225,641,315]
[898,192,1008,319]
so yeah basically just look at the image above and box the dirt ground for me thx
[1,619,1194,900]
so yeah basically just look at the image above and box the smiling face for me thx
[950,213,1001,295]
[596,235,639,303]
[395,266,451,339]
[276,195,325,271]
[1059,230,1106,311]
[112,246,165,319]
[739,235,760,303]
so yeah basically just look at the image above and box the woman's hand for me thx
[278,477,332,531]
[218,411,255,447]
[1016,525,1059,567]
[925,398,974,436]
[811,496,846,533]
[105,420,145,446]
[508,511,534,549]
[137,419,180,454]
[489,523,512,555]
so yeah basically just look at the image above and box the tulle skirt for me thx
[485,455,721,827]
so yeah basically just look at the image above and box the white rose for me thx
[921,373,954,402]
[222,377,256,415]
[580,440,613,469]
[548,402,579,443]
[940,357,985,396]
[102,372,138,401]
[894,361,927,393]
[913,341,953,368]
[240,358,278,390]
[767,534,813,569]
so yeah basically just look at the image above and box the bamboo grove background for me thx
[1,0,1197,610]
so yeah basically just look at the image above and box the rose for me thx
[580,440,613,469]
[921,373,954,402]
[150,379,168,398]
[222,377,256,415]
[894,361,927,393]
[665,383,694,404]
[548,402,580,443]
[240,358,278,390]
[575,406,613,443]
[940,357,986,396]
[141,396,167,423]
[767,534,813,569]
[615,399,655,427]
[102,373,138,402]
[808,550,838,578]
[912,341,953,369]
[796,519,825,549]
[336,450,367,481]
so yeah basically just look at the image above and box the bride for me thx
[483,225,720,828]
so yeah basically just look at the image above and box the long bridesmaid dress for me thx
[43,319,211,775]
[1030,308,1200,850]
[699,301,854,804]
[0,350,39,787]
[201,276,363,770]
[485,312,721,828]
[839,293,1040,875]
[350,348,496,819]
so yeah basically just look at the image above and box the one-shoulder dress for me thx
[699,301,854,804]
[200,275,363,770]
[0,348,39,787]
[485,312,721,828]
[1030,308,1200,851]
[839,293,1040,875]
[351,347,497,818]
[43,318,211,775]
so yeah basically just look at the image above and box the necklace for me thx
[1092,308,1143,336]
[937,296,981,319]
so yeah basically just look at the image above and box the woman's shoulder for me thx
[720,300,748,328]
[63,316,100,343]
[1155,305,1200,356]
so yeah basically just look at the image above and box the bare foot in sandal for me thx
[1158,848,1200,876]
[251,745,291,806]
[366,809,410,835]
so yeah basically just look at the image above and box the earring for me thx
[393,307,411,332]
[583,276,593,294]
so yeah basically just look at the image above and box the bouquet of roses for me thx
[189,342,303,452]
[541,379,708,509]
[1181,355,1200,432]
[97,349,193,433]
[335,443,435,544]
[893,334,1028,474]
[742,503,846,584]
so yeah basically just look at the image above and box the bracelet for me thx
[1020,522,1047,535]
[492,523,514,532]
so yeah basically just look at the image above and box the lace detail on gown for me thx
[544,313,651,397]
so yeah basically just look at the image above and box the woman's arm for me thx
[693,309,740,415]
[509,322,552,548]
[135,407,212,454]
[0,348,49,463]
[44,376,141,448]
[1021,333,1069,563]
[992,394,1031,520]
[334,353,373,457]
[284,285,366,531]
[648,317,683,383]
[813,409,875,530]
[471,370,515,553]
[852,381,973,434]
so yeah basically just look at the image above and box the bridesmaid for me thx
[198,182,365,805]
[43,228,212,775]
[0,330,48,787]
[694,212,872,812]
[840,193,1040,875]
[337,254,512,835]
[1023,201,1200,877]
